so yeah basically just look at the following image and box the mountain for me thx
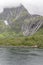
[0,4,43,37]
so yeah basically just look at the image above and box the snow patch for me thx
[4,20,9,25]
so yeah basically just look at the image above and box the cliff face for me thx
[0,4,43,36]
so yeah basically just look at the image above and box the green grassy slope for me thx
[0,28,43,48]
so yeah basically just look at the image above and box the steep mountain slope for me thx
[0,4,43,37]
[22,16,43,36]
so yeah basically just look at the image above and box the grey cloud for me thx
[0,0,43,15]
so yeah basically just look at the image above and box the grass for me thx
[0,28,43,48]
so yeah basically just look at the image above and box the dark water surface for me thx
[0,47,43,65]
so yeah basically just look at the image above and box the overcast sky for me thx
[0,0,43,15]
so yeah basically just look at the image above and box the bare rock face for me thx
[0,4,43,36]
[22,18,43,36]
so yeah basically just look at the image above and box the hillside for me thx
[0,4,43,47]
[0,4,43,37]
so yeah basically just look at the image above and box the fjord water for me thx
[0,47,43,65]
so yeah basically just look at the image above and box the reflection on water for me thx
[0,47,43,65]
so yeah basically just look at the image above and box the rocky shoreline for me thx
[0,45,40,48]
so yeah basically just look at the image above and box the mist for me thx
[0,0,43,15]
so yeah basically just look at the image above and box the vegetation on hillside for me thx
[0,27,43,48]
